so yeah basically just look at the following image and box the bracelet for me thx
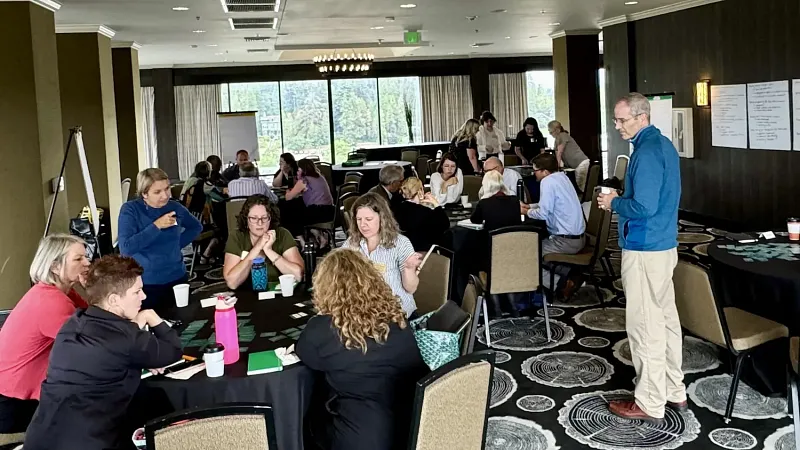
[271,256,281,264]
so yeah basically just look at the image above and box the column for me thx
[56,25,123,241]
[112,41,145,198]
[469,59,491,119]
[151,68,180,180]
[0,0,69,306]
[552,30,602,162]
[602,22,637,165]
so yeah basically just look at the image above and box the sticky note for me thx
[237,312,252,317]
[200,298,216,308]
[294,303,305,308]
[258,292,275,300]
[260,332,277,338]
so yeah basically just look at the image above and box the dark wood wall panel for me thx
[616,0,799,229]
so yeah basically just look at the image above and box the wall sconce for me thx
[695,80,710,107]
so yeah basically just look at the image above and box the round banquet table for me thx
[331,160,412,192]
[130,283,317,450]
[707,237,800,395]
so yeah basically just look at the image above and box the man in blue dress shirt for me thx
[520,153,586,290]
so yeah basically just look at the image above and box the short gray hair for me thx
[617,92,651,120]
[378,165,404,186]
[239,162,259,178]
[480,170,509,199]
[30,234,85,285]
[137,168,170,196]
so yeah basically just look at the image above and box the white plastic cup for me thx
[600,187,613,195]
[279,274,296,297]
[460,195,469,207]
[172,284,190,308]
[203,345,225,378]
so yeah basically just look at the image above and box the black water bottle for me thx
[516,179,525,201]
[303,241,317,288]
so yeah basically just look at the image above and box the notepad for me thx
[247,350,283,376]
[457,219,483,230]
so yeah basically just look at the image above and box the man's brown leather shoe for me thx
[667,400,689,412]
[608,400,665,425]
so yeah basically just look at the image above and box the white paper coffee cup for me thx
[461,195,469,206]
[172,284,190,308]
[600,187,613,195]
[279,274,295,297]
[203,347,225,378]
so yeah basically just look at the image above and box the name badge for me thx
[372,262,387,274]
[530,138,535,143]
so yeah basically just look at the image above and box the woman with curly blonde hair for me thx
[343,192,421,318]
[296,249,426,450]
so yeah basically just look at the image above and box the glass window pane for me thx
[331,78,379,164]
[599,68,609,178]
[228,82,282,172]
[526,70,556,148]
[280,80,332,163]
[378,77,423,145]
[219,83,230,113]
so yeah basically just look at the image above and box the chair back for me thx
[121,178,132,201]
[226,199,246,237]
[462,175,483,202]
[146,403,277,450]
[580,164,601,202]
[338,181,360,197]
[0,432,24,447]
[337,192,359,233]
[402,149,419,163]
[461,275,484,355]
[315,161,334,197]
[673,260,728,348]
[488,226,541,295]
[613,155,630,182]
[585,194,604,247]
[170,183,184,200]
[415,246,453,315]
[416,156,430,181]
[408,351,495,450]
[503,154,520,167]
[588,197,613,266]
[791,337,799,375]
[427,160,439,179]
[344,171,363,184]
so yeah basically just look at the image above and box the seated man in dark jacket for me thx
[368,164,405,210]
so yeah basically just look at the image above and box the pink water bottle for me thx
[214,298,240,364]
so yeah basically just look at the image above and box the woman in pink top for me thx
[0,234,90,433]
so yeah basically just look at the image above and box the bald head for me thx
[483,156,504,174]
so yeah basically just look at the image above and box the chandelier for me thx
[313,52,374,76]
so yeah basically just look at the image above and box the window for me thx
[526,70,556,148]
[280,80,332,162]
[599,68,609,178]
[331,78,379,164]
[378,77,423,145]
[226,82,283,171]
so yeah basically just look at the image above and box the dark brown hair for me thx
[437,152,459,174]
[236,195,281,232]
[297,159,321,178]
[532,153,559,174]
[84,255,143,306]
[479,111,497,124]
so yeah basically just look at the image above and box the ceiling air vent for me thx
[244,36,271,42]
[247,49,270,53]
[221,0,279,13]
[229,17,276,30]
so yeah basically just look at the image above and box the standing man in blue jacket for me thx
[598,93,684,424]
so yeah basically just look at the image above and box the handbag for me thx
[410,306,471,371]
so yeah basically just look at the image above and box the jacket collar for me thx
[631,124,657,146]
[84,305,130,322]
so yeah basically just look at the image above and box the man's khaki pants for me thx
[621,248,686,418]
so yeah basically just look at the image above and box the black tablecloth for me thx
[132,285,317,450]
[708,237,800,396]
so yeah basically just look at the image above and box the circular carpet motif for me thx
[485,416,560,450]
[477,317,575,352]
[763,425,794,450]
[495,351,512,364]
[679,253,700,261]
[517,395,556,413]
[536,307,565,317]
[613,336,720,374]
[612,278,624,292]
[188,281,205,290]
[617,297,627,306]
[187,271,197,282]
[687,374,788,420]
[557,389,700,450]
[521,351,614,388]
[594,259,622,275]
[191,263,211,272]
[191,281,232,296]
[490,368,517,408]
[693,243,710,257]
[685,227,707,233]
[553,286,612,308]
[579,337,611,348]
[708,428,757,449]
[680,219,705,228]
[204,267,224,281]
[678,233,715,244]
[677,245,689,252]
[707,228,728,236]
[574,308,626,332]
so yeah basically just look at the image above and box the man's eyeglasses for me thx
[612,113,643,125]
[247,216,270,225]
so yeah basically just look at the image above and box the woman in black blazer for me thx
[24,255,182,450]
[296,249,427,450]
[394,177,451,252]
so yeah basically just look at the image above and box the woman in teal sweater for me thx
[118,168,202,310]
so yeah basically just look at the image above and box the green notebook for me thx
[247,350,283,376]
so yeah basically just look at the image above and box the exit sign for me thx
[404,31,421,44]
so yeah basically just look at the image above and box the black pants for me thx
[0,394,38,433]
[142,275,188,314]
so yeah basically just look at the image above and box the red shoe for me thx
[608,400,665,424]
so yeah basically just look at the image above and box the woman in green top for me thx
[223,195,304,289]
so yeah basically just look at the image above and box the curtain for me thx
[174,84,221,180]
[489,73,528,137]
[140,86,158,168]
[420,75,473,142]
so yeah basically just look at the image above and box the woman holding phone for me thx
[118,168,202,311]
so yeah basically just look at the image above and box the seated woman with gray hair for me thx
[0,234,90,434]
[471,170,520,233]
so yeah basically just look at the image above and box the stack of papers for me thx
[457,219,483,230]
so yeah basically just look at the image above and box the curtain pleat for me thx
[489,73,528,135]
[420,75,473,142]
[174,85,221,180]
[140,86,158,168]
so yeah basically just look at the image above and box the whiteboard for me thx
[794,80,800,151]
[218,112,259,164]
[747,81,791,151]
[74,131,100,236]
[711,84,748,149]
[646,94,673,142]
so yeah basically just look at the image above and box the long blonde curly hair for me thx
[346,193,401,249]
[312,249,407,353]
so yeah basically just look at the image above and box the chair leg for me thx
[791,377,800,450]
[593,279,605,306]
[604,254,616,277]
[550,264,557,299]
[540,288,552,342]
[481,297,491,346]
[189,244,198,275]
[724,353,746,424]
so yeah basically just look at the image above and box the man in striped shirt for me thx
[228,162,278,203]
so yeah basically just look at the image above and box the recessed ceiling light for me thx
[400,3,416,8]
[172,6,189,11]
[370,26,385,30]
[448,52,454,55]
[207,44,218,47]
[491,9,507,13]
[540,9,546,14]
[215,52,224,55]
[548,22,560,26]
[504,36,511,39]
[277,32,290,36]
[192,29,206,33]
[625,1,638,4]
[385,16,395,22]
[529,35,538,38]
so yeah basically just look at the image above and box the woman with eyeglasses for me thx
[222,195,304,290]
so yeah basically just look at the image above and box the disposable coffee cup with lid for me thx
[203,343,225,378]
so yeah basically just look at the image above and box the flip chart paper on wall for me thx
[218,112,259,164]
[75,130,100,236]
[711,84,748,149]
[645,95,673,142]
[747,81,791,151]
[793,80,800,151]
